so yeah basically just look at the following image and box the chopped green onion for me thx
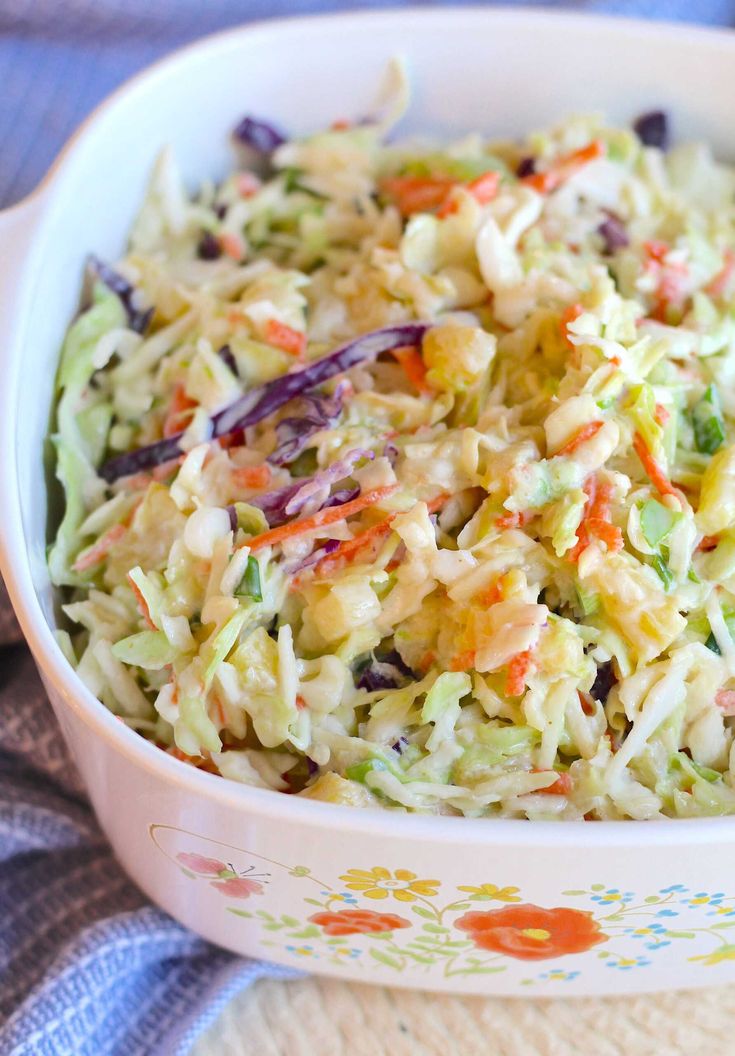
[235,556,263,601]
[640,498,680,548]
[693,384,726,455]
[651,554,674,590]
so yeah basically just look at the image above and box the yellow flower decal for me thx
[340,867,440,902]
[458,884,522,903]
[690,944,735,967]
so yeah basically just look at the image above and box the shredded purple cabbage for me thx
[100,323,430,483]
[324,486,360,508]
[633,110,669,150]
[516,156,536,178]
[598,213,629,253]
[226,505,238,532]
[591,661,616,702]
[391,736,409,754]
[233,115,287,154]
[218,344,239,376]
[197,231,222,260]
[356,649,415,692]
[284,448,372,517]
[88,255,153,334]
[269,383,348,466]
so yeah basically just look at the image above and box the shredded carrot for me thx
[706,248,735,298]
[380,174,455,216]
[633,431,677,497]
[244,485,399,552]
[715,689,735,716]
[505,650,533,697]
[533,770,573,796]
[522,140,604,195]
[72,524,126,573]
[390,345,431,394]
[643,239,669,263]
[585,517,623,552]
[301,490,451,584]
[569,476,622,560]
[436,171,501,217]
[309,519,396,580]
[126,571,157,630]
[578,690,595,717]
[231,464,272,489]
[214,697,226,726]
[295,694,307,711]
[220,232,245,260]
[698,535,720,553]
[265,319,306,360]
[331,118,351,131]
[163,384,197,439]
[555,420,604,457]
[237,172,261,198]
[495,511,532,531]
[450,649,476,672]
[477,582,503,608]
[218,429,246,451]
[654,403,670,426]
[419,650,436,672]
[560,303,584,349]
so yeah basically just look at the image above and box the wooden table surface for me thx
[193,976,735,1055]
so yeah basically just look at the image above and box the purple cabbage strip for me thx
[217,344,239,377]
[226,505,238,532]
[283,537,341,576]
[324,486,360,508]
[284,448,373,518]
[598,213,629,253]
[269,383,348,467]
[633,110,669,151]
[233,115,287,154]
[516,156,536,178]
[591,661,616,702]
[197,231,223,260]
[88,255,153,334]
[356,650,416,692]
[100,323,431,483]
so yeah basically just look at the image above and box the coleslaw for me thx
[49,77,735,820]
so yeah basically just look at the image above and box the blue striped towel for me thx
[1,2,733,1053]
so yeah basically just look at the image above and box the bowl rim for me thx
[4,5,735,848]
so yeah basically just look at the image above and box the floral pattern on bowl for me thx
[150,824,735,985]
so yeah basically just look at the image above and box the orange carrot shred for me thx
[163,384,197,439]
[654,403,670,426]
[555,420,604,457]
[533,770,573,795]
[505,650,533,697]
[380,174,455,216]
[265,319,306,360]
[244,485,399,553]
[522,140,604,195]
[436,171,501,218]
[390,345,431,394]
[126,571,157,630]
[72,524,126,573]
[633,431,677,497]
[231,464,272,489]
[716,689,735,716]
[706,248,735,298]
[450,649,476,672]
[560,303,584,350]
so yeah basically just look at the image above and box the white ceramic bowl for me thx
[2,8,735,996]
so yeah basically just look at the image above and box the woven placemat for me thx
[193,977,735,1055]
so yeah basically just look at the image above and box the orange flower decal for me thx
[309,909,411,936]
[456,903,607,961]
